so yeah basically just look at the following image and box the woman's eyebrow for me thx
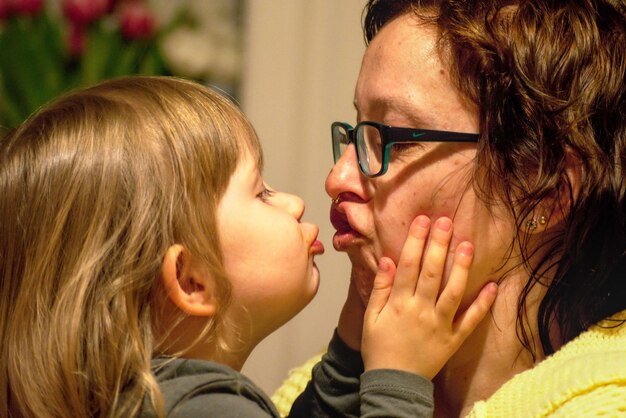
[354,96,431,128]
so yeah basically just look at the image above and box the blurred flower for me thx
[0,0,10,19]
[161,27,214,79]
[67,22,85,56]
[62,0,110,26]
[0,0,244,131]
[8,0,44,16]
[118,2,156,40]
[157,0,243,87]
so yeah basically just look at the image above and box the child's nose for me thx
[275,192,305,221]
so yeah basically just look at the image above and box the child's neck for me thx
[186,342,252,372]
[158,315,254,372]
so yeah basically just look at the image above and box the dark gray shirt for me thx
[139,331,433,417]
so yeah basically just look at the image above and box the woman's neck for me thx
[433,277,547,418]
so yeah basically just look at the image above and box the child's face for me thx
[216,151,324,345]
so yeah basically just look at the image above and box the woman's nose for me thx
[325,143,365,200]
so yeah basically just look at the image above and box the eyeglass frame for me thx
[331,121,480,177]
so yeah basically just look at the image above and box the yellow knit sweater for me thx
[468,310,626,417]
[272,310,626,417]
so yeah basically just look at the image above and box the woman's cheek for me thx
[377,221,410,264]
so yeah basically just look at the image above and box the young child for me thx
[0,76,497,418]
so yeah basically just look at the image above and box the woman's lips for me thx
[330,206,363,250]
[330,206,352,233]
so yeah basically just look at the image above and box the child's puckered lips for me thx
[301,223,324,255]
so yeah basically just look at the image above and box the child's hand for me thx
[361,216,497,379]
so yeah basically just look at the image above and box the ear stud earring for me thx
[527,215,547,230]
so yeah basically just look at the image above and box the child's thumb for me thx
[366,257,396,316]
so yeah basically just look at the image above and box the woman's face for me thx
[325,13,516,308]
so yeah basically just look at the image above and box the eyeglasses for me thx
[331,121,479,177]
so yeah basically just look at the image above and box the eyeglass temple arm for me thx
[387,126,479,143]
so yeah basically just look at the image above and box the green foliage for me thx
[0,12,170,130]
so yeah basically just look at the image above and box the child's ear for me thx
[161,245,217,317]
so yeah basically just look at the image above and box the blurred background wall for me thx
[240,0,366,395]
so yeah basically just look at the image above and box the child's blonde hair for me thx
[0,76,262,417]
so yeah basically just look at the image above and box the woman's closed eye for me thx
[390,142,420,158]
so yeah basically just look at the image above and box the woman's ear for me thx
[529,147,583,232]
[161,245,218,317]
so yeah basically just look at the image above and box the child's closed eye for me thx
[258,188,276,203]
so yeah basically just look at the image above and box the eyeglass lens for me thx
[332,123,384,176]
[332,124,350,163]
[357,125,383,175]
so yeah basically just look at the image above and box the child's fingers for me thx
[414,217,453,302]
[452,282,498,338]
[390,216,430,298]
[365,257,397,317]
[436,242,474,321]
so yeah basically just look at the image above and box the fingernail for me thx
[437,217,452,232]
[378,258,390,273]
[416,215,431,228]
[487,282,498,293]
[459,243,474,257]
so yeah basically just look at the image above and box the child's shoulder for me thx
[139,357,280,417]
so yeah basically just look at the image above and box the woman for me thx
[275,0,626,416]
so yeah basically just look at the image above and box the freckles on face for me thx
[338,13,487,304]
[370,148,475,264]
[372,190,420,263]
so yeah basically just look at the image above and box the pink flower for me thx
[118,2,156,40]
[68,24,86,57]
[0,0,10,20]
[62,0,111,26]
[8,0,43,16]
